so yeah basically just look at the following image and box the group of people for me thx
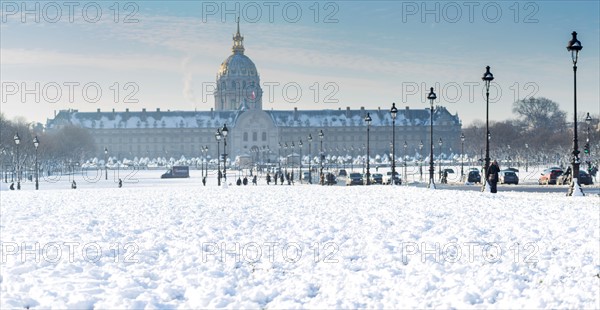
[266,171,294,185]
[236,175,258,186]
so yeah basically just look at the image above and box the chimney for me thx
[142,108,146,113]
[156,108,160,112]
[125,108,129,113]
[346,106,350,118]
[97,108,101,113]
[112,108,115,113]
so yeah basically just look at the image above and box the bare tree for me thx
[512,97,567,132]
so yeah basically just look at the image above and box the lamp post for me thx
[215,129,222,186]
[284,142,289,175]
[525,143,529,172]
[390,102,398,185]
[33,136,39,190]
[278,142,282,172]
[438,138,443,181]
[566,31,584,196]
[427,87,436,189]
[221,124,229,185]
[104,147,108,180]
[364,113,372,185]
[319,129,325,185]
[584,112,592,170]
[403,141,408,185]
[298,139,303,183]
[307,134,313,184]
[13,133,20,190]
[481,66,495,192]
[460,133,465,181]
[291,141,295,180]
[419,140,424,182]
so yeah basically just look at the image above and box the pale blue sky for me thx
[1,1,598,125]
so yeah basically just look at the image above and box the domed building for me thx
[214,19,263,111]
[46,21,462,182]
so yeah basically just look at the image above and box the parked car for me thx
[337,169,347,177]
[499,170,519,185]
[302,171,311,182]
[346,173,363,186]
[538,168,564,185]
[383,171,402,185]
[325,172,337,185]
[371,173,383,184]
[556,170,594,185]
[161,166,190,178]
[467,170,481,183]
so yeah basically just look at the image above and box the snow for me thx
[1,172,599,308]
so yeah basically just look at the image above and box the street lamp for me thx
[364,113,372,185]
[215,129,222,186]
[319,130,324,185]
[298,139,303,183]
[419,140,424,182]
[460,133,465,181]
[284,142,289,174]
[427,87,436,189]
[13,133,20,190]
[438,137,443,181]
[307,134,313,184]
[566,31,584,196]
[525,143,529,172]
[403,141,408,185]
[104,147,108,180]
[584,113,593,171]
[390,102,398,185]
[221,124,229,185]
[33,136,39,190]
[481,65,495,192]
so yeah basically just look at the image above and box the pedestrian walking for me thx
[252,175,257,185]
[243,176,248,186]
[72,180,77,189]
[487,160,500,193]
[266,173,271,185]
[118,179,123,188]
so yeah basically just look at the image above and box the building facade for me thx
[46,22,462,164]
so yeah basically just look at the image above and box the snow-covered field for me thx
[1,173,599,308]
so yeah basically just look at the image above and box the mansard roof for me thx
[46,106,460,129]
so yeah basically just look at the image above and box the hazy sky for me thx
[1,1,598,125]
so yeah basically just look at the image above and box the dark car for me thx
[346,173,363,186]
[538,168,564,185]
[338,169,347,177]
[556,170,594,185]
[467,170,481,183]
[385,171,402,185]
[499,170,519,185]
[161,166,190,178]
[371,173,383,184]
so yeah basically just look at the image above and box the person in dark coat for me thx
[487,160,500,193]
[243,176,248,186]
[252,175,257,185]
[72,180,77,189]
[236,177,242,186]
[280,173,284,185]
[9,183,14,190]
[118,179,122,188]
[266,173,271,185]
[202,176,206,186]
